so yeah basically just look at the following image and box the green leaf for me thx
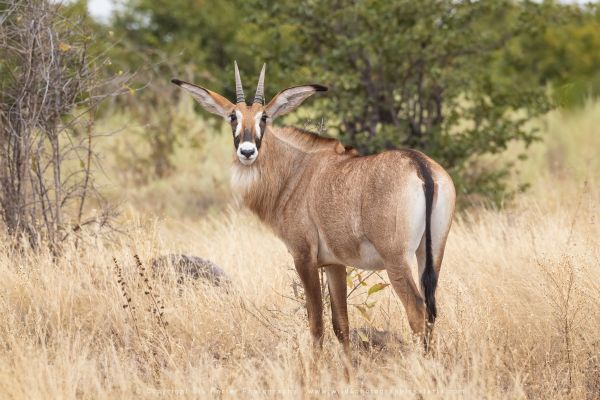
[357,329,369,343]
[354,305,370,321]
[367,282,389,296]
[346,275,353,288]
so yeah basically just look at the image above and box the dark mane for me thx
[274,126,358,155]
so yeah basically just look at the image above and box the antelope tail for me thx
[413,153,437,324]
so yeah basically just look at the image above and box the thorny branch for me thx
[0,0,131,251]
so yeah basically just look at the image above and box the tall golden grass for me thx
[0,104,598,399]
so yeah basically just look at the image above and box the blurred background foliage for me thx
[59,0,600,207]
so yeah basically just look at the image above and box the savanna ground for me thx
[0,101,599,399]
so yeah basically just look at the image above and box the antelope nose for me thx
[240,148,255,158]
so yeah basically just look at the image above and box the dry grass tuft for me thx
[0,186,597,398]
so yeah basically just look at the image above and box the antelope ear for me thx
[171,79,234,118]
[265,84,327,120]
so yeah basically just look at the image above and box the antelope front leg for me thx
[325,264,350,354]
[326,264,352,382]
[294,255,324,347]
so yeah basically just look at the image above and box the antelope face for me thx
[228,103,268,166]
[172,62,327,167]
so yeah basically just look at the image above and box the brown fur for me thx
[232,125,455,349]
[173,74,456,354]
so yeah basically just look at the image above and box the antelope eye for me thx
[230,113,237,122]
[261,114,268,122]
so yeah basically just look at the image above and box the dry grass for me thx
[0,106,599,399]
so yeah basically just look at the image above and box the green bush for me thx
[108,0,600,206]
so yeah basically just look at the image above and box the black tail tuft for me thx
[409,151,437,324]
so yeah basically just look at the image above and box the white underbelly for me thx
[317,238,385,270]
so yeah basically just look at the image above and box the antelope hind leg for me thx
[385,261,427,339]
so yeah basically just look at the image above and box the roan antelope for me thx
[172,63,455,352]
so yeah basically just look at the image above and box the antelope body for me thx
[172,63,455,352]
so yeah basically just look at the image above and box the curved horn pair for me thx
[233,62,266,105]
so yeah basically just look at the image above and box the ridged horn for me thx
[234,61,245,104]
[254,63,266,104]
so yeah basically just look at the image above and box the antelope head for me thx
[172,62,327,165]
